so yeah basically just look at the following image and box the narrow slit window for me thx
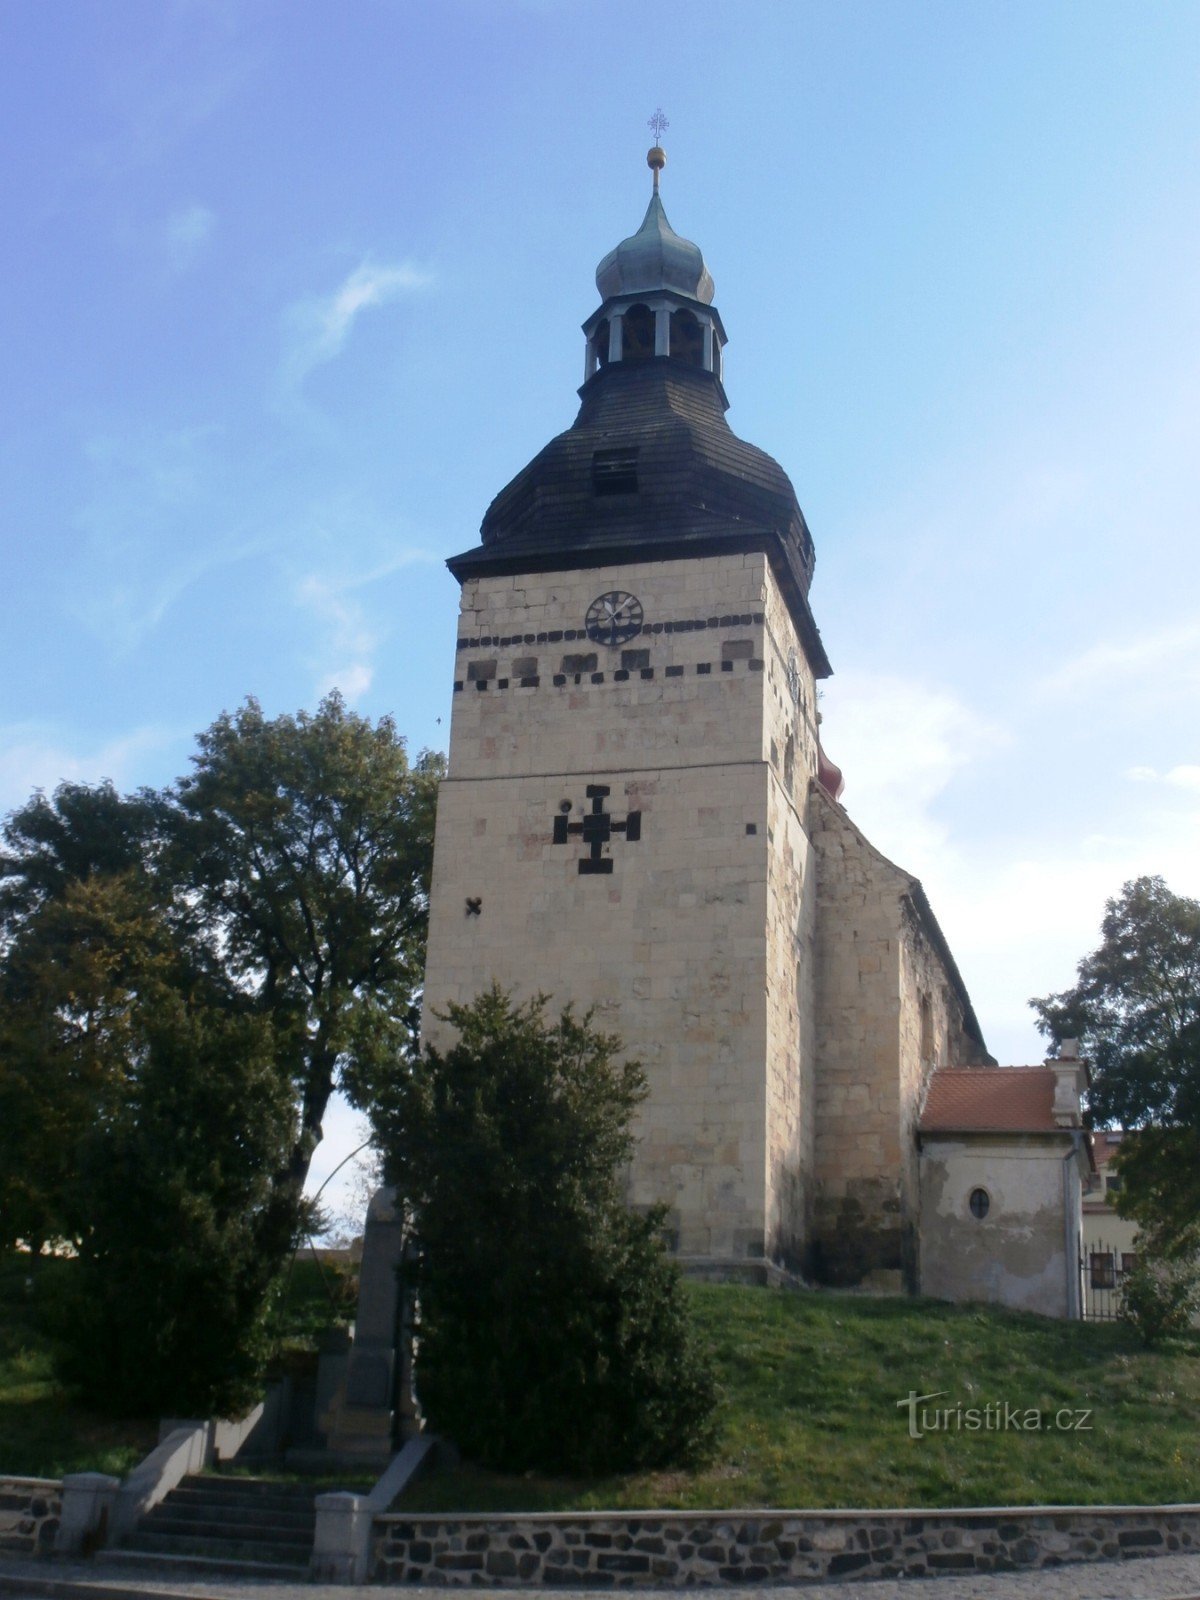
[592,448,639,495]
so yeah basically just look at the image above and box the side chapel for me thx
[420,140,1080,1299]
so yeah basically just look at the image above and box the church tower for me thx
[422,140,831,1278]
[421,142,990,1282]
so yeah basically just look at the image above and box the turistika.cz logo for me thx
[897,1390,1094,1440]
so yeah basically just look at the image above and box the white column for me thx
[655,306,670,356]
[702,318,715,373]
[583,338,597,382]
[608,314,623,363]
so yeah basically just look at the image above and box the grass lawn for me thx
[397,1282,1200,1513]
[6,1261,1199,1508]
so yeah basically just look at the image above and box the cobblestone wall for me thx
[0,1477,62,1556]
[371,1506,1200,1587]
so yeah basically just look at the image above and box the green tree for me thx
[0,786,164,1252]
[64,989,297,1416]
[0,695,442,1413]
[173,693,443,1262]
[1031,874,1200,1250]
[1119,1239,1200,1346]
[372,987,718,1476]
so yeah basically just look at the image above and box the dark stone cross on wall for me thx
[553,784,641,874]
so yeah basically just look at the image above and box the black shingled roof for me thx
[447,359,831,678]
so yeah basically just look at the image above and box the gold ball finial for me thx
[646,109,668,189]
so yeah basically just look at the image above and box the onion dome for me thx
[595,145,715,305]
[444,130,831,683]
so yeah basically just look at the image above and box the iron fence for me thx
[1081,1237,1137,1322]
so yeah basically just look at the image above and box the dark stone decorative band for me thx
[456,612,765,652]
[452,659,765,690]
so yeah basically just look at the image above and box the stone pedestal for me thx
[323,1187,416,1466]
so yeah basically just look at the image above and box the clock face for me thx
[786,650,801,706]
[585,590,644,647]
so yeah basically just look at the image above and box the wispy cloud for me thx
[294,545,437,704]
[280,259,431,394]
[1040,622,1200,701]
[1125,763,1200,791]
[37,37,254,229]
[164,201,215,269]
[821,672,1008,867]
[0,723,176,817]
[820,670,1200,1066]
[296,572,377,702]
[71,423,264,654]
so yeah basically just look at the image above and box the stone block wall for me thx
[370,1505,1200,1587]
[0,1477,61,1556]
[760,559,819,1270]
[423,554,826,1270]
[809,790,911,1283]
[424,765,770,1260]
[809,789,988,1287]
[763,769,815,1270]
[895,894,990,1276]
[448,557,778,782]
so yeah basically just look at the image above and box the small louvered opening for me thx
[592,448,639,496]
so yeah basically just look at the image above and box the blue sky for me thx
[3,1,1198,1219]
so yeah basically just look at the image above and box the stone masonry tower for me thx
[421,140,838,1279]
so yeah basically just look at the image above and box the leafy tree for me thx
[63,991,297,1416]
[1031,874,1200,1249]
[0,695,442,1413]
[0,787,165,1253]
[1119,1233,1200,1346]
[372,987,718,1475]
[173,694,443,1259]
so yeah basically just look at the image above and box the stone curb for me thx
[0,1575,227,1600]
[372,1501,1200,1522]
[3,1562,1200,1600]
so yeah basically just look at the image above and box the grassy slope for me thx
[399,1282,1200,1512]
[5,1263,1198,1506]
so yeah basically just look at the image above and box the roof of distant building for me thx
[1091,1128,1125,1168]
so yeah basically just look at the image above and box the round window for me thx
[969,1187,990,1220]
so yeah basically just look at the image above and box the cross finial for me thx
[646,109,668,192]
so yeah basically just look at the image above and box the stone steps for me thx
[145,1497,315,1530]
[117,1472,324,1572]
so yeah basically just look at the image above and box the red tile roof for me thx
[919,1066,1067,1134]
[1091,1129,1125,1168]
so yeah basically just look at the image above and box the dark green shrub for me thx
[372,987,718,1474]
